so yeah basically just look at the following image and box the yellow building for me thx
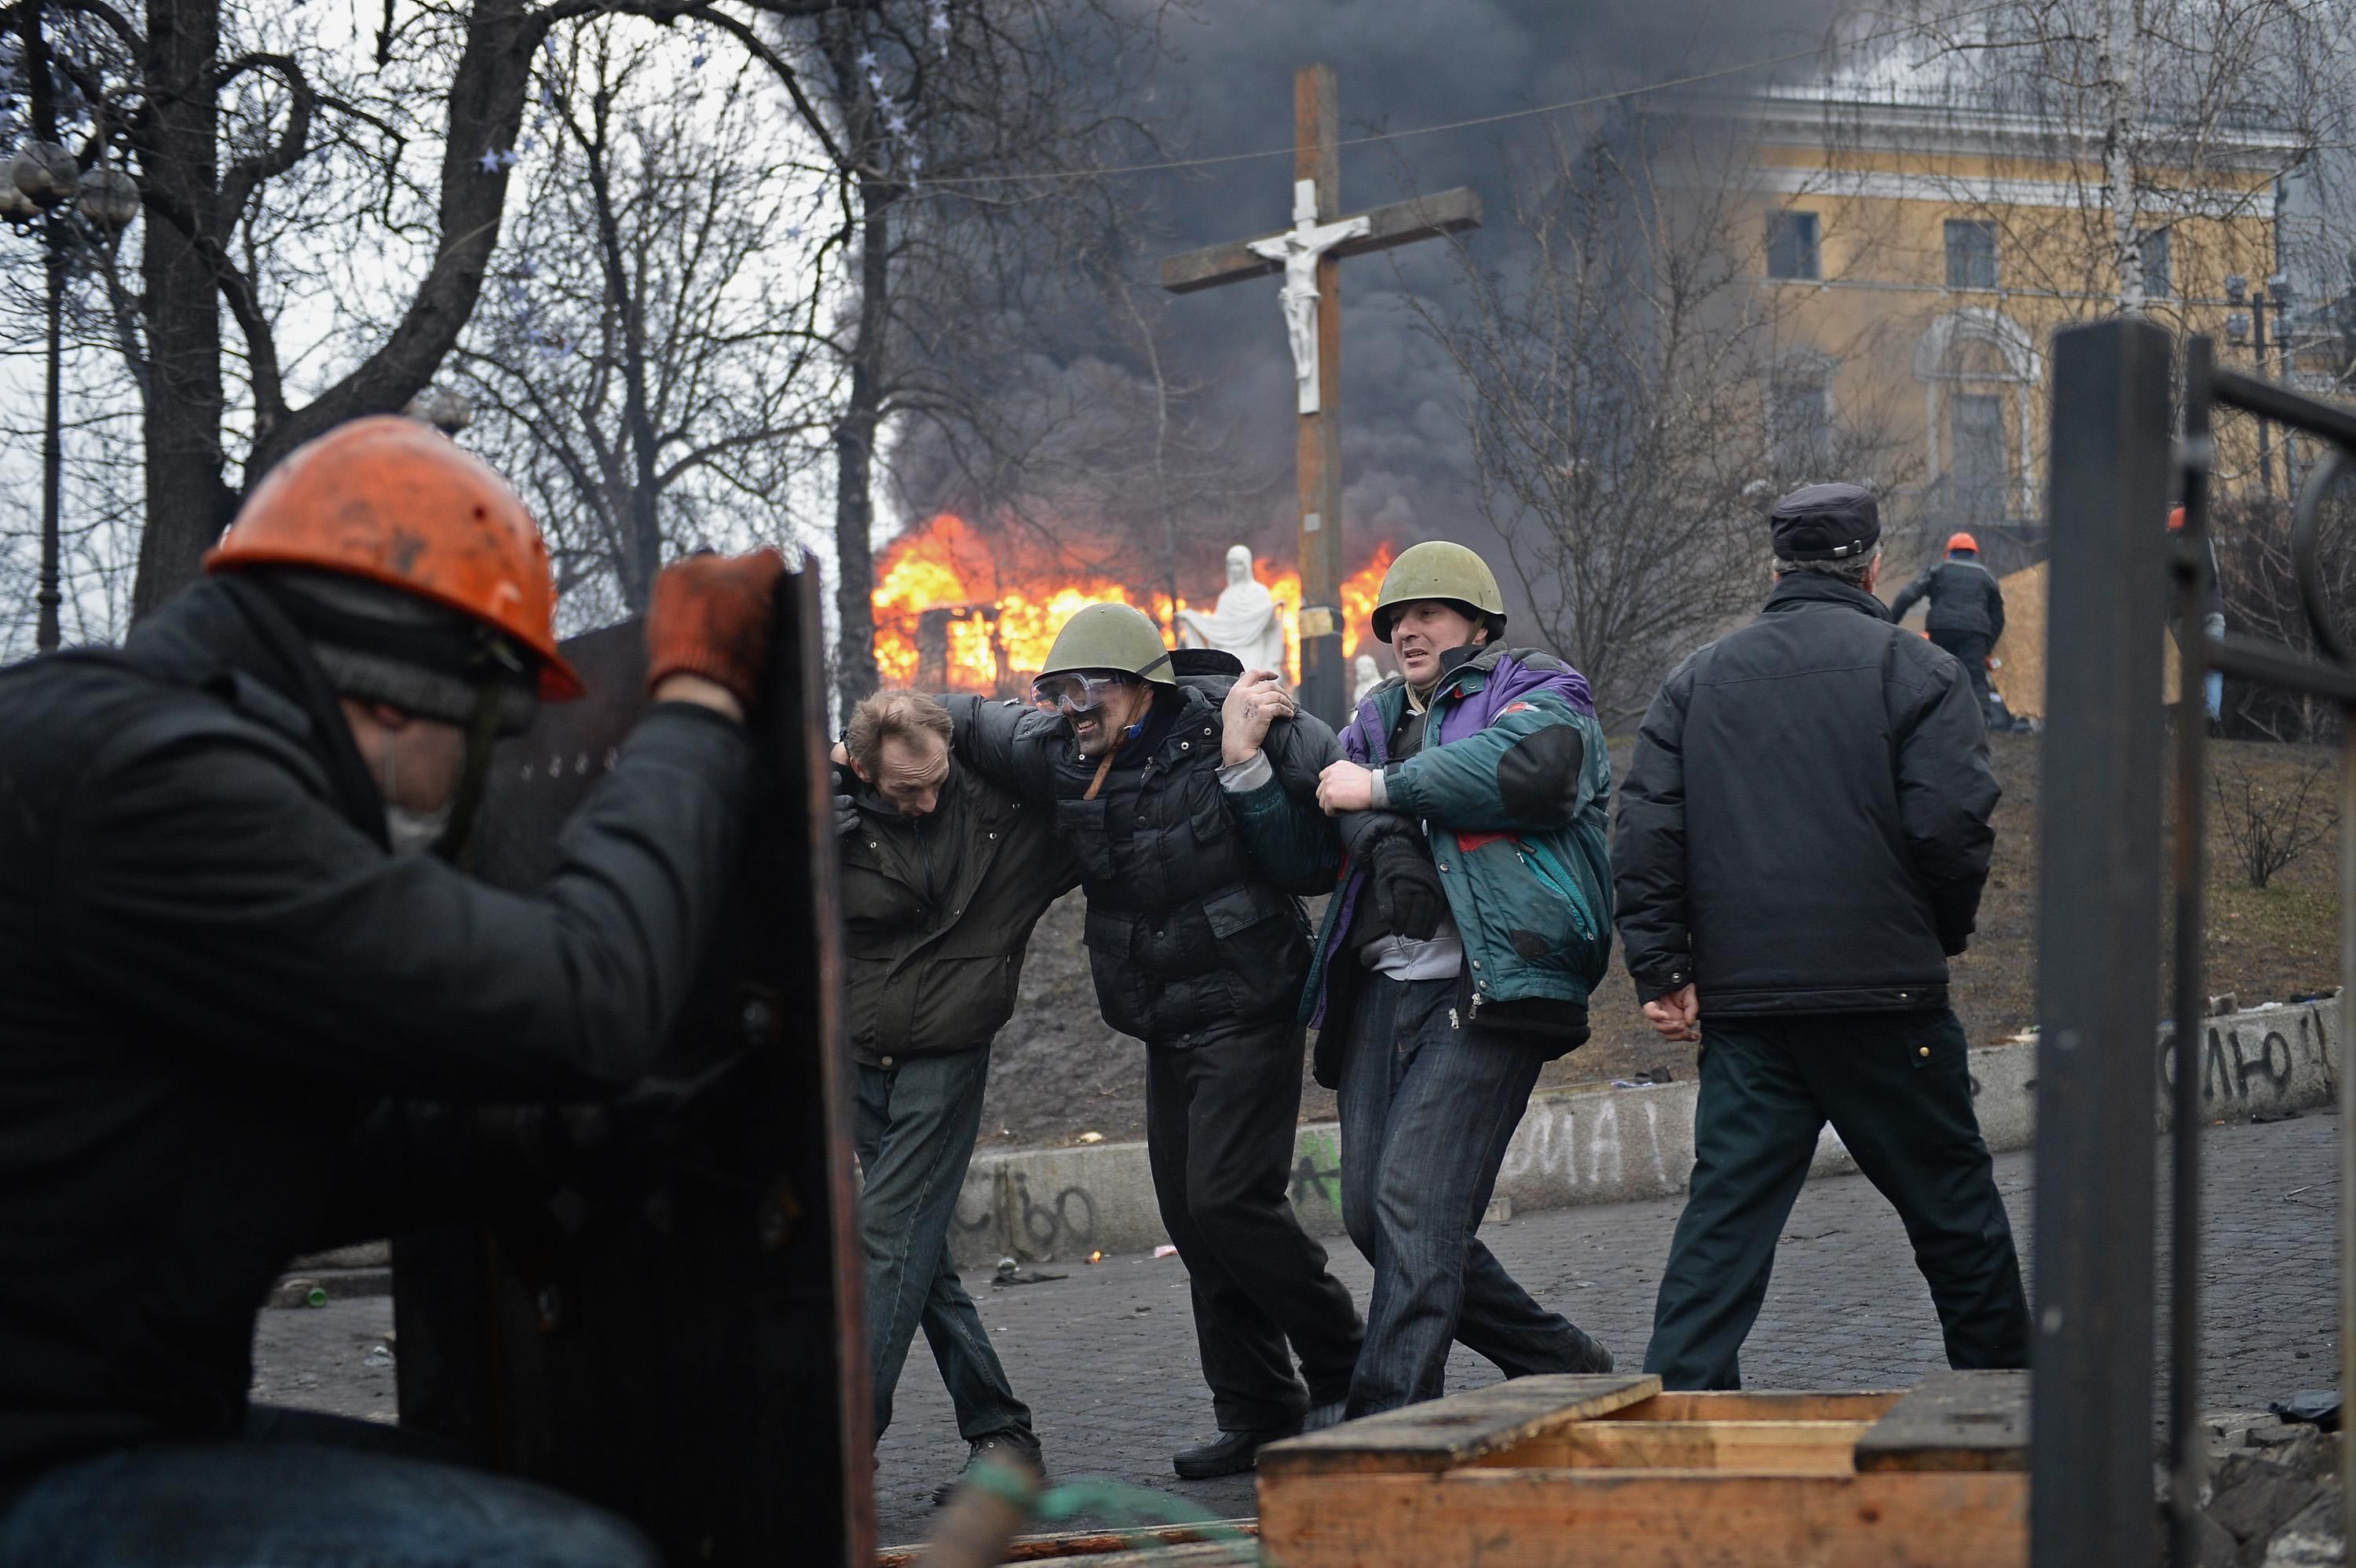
[1688,57,2306,571]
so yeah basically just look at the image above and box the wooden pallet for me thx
[1257,1370,2029,1567]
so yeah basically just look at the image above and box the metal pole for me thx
[2341,707,2355,1551]
[35,212,61,652]
[2032,316,2172,1568]
[2253,296,2275,499]
[2167,338,2215,1568]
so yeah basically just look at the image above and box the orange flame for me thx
[871,514,1397,693]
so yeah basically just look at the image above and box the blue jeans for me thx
[0,1409,654,1567]
[1337,974,1601,1415]
[854,1049,1033,1449]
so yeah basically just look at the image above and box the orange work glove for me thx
[645,548,788,707]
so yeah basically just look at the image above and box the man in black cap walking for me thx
[1613,481,2030,1390]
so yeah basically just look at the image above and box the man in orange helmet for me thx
[0,416,783,1566]
[1890,531,2010,729]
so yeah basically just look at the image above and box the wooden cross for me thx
[1160,64,1480,723]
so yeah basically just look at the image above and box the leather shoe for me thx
[931,1431,1043,1508]
[1173,1421,1301,1479]
[1562,1325,1615,1375]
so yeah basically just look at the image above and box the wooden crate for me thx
[1257,1370,2028,1567]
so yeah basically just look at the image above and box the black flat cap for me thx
[1770,482,1880,561]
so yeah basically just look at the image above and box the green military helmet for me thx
[1037,601,1176,685]
[1371,540,1508,644]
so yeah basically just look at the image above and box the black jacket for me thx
[944,674,1331,1047]
[1612,575,1998,1014]
[840,763,1077,1065]
[0,578,754,1482]
[1891,558,2007,642]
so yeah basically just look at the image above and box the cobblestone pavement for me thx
[250,1113,2341,1551]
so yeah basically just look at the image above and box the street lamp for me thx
[2221,272,2288,496]
[7,149,138,652]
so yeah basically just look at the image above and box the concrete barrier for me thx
[947,997,2342,1269]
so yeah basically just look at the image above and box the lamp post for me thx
[7,0,136,653]
[2223,272,2296,499]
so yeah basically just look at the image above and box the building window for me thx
[2138,228,2172,298]
[1952,392,2007,520]
[1770,371,1832,473]
[1766,210,1821,281]
[1944,219,1999,289]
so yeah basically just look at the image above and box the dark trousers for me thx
[1144,1020,1364,1433]
[1930,629,1996,705]
[1642,1008,2032,1391]
[1338,974,1601,1415]
[854,1048,1033,1449]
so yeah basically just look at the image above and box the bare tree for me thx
[734,0,1175,719]
[1414,110,1919,724]
[2210,753,2336,887]
[450,24,836,621]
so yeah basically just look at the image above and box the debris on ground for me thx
[2175,1420,2345,1566]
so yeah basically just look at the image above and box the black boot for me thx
[932,1431,1043,1508]
[1172,1420,1301,1480]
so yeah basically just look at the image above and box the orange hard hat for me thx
[2168,506,2186,531]
[207,416,583,700]
[1945,532,1979,554]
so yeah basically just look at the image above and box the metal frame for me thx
[2035,322,2356,1566]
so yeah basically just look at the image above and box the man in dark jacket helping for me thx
[0,416,782,1566]
[1231,542,1615,1415]
[836,689,1075,1502]
[1891,530,2010,728]
[937,605,1363,1480]
[1613,481,2030,1391]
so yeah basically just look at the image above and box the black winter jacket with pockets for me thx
[943,674,1331,1047]
[1891,558,2007,641]
[839,763,1077,1065]
[1612,575,1998,1014]
[0,578,754,1483]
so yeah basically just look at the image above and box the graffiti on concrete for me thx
[953,1169,1099,1260]
[1494,1091,1679,1190]
[2158,1004,2329,1106]
[1290,1129,1342,1215]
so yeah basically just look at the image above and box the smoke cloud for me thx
[1118,0,1846,599]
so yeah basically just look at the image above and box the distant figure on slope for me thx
[1892,531,2010,729]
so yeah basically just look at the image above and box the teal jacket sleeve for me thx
[1380,692,1601,833]
[1223,711,1344,895]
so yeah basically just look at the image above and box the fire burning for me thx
[873,514,1396,694]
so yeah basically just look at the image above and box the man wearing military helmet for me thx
[937,601,1363,1481]
[0,415,782,1564]
[1230,540,1617,1416]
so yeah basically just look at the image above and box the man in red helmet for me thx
[1891,531,2010,729]
[0,417,783,1566]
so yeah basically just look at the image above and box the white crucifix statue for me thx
[1249,182,1369,415]
[1159,64,1479,722]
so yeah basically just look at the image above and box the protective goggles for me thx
[1030,671,1132,715]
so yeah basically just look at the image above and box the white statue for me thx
[1352,652,1383,705]
[1176,546,1290,680]
[1246,180,1370,415]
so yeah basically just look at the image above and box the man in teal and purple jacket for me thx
[1221,541,1615,1416]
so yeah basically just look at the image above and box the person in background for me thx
[834,690,1074,1504]
[1891,531,2010,730]
[1239,541,1616,1416]
[1614,482,2030,1391]
[2168,506,2226,725]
